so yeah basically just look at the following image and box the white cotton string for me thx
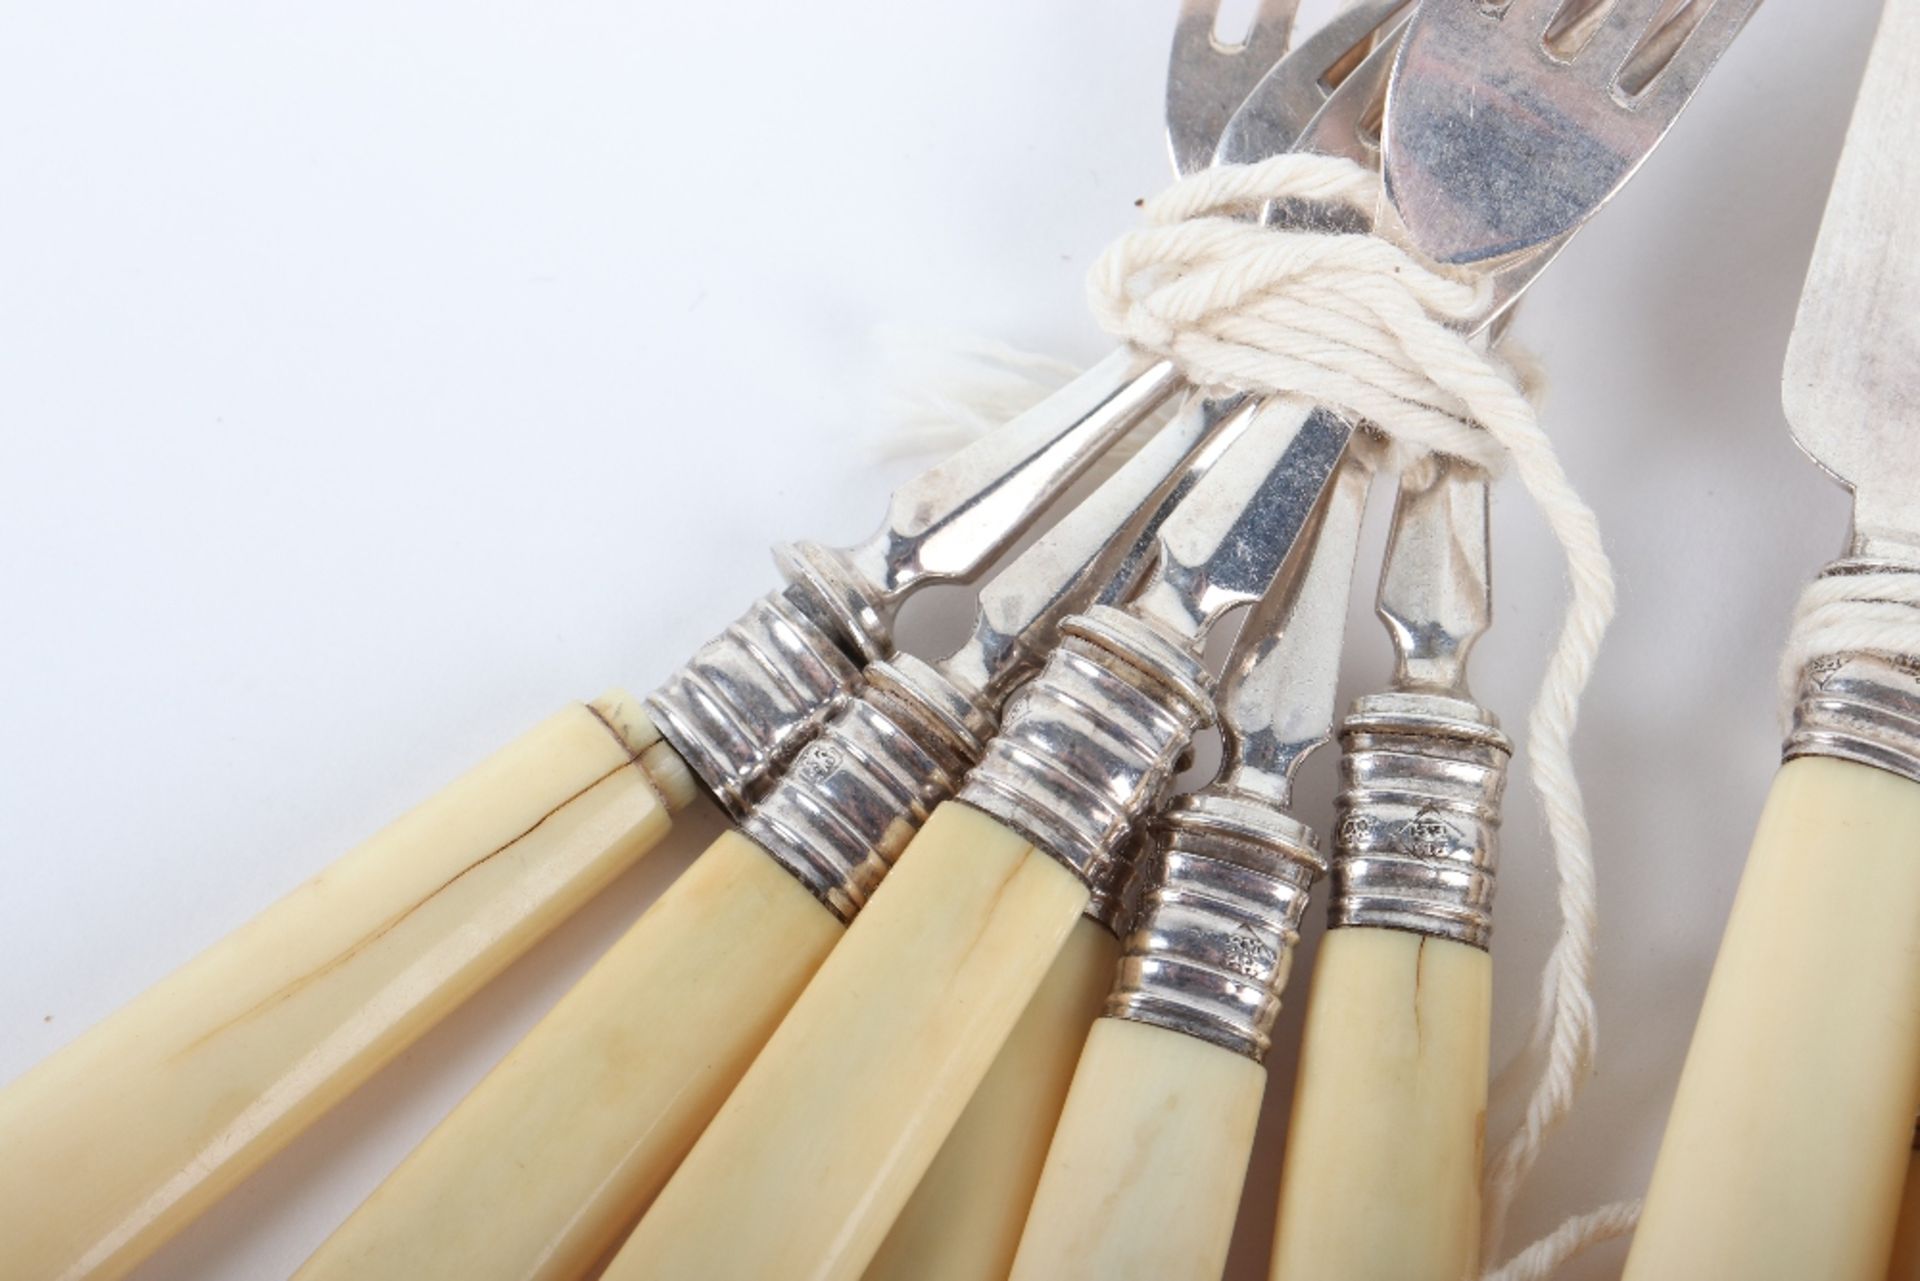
[867,327,1086,461]
[1481,1198,1643,1281]
[1086,151,1617,1279]
[864,325,1173,476]
[1777,569,1920,719]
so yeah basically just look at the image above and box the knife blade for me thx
[1781,0,1920,559]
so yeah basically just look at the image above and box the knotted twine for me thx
[1089,150,1623,1279]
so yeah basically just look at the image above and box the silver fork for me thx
[988,10,1755,1280]
[1260,4,1760,1278]
[1387,0,1760,267]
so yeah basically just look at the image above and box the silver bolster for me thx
[742,654,992,924]
[1787,652,1920,783]
[1784,561,1920,783]
[1328,692,1512,949]
[957,605,1214,892]
[1082,842,1139,936]
[644,584,865,819]
[1106,790,1323,1061]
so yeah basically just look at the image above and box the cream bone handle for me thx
[294,653,994,1281]
[1271,460,1508,1281]
[0,348,1178,1281]
[0,691,696,1281]
[604,605,1216,1281]
[1272,924,1493,1281]
[605,400,1354,1281]
[1273,932,1490,1281]
[1270,712,1505,1281]
[605,801,1102,1281]
[646,348,1179,821]
[295,830,843,1281]
[1010,453,1375,1281]
[1624,754,1920,1281]
[1009,810,1323,1281]
[295,650,1000,1281]
[297,379,1235,1281]
[297,645,996,1281]
[1015,1021,1269,1281]
[863,914,1122,1281]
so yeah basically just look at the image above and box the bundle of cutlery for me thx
[13,1,1920,1279]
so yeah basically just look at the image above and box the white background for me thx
[0,3,1888,1278]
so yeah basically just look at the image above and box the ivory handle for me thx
[1625,756,1920,1281]
[606,800,1090,1281]
[295,829,840,1281]
[0,691,693,1281]
[1269,928,1489,1281]
[1008,1017,1267,1281]
[863,914,1120,1281]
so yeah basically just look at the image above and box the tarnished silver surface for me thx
[1780,0,1920,565]
[1107,459,1370,1059]
[1108,794,1323,1062]
[726,2,1417,917]
[1166,0,1299,177]
[1788,649,1920,786]
[1374,458,1490,698]
[1214,0,1410,173]
[959,607,1213,892]
[1329,461,1511,947]
[1332,694,1511,948]
[1217,459,1374,810]
[638,0,1426,818]
[785,348,1184,665]
[743,384,1243,918]
[961,398,1351,886]
[642,588,863,819]
[1385,0,1760,267]
[1126,398,1351,646]
[745,656,990,922]
[938,393,1251,713]
[1774,0,1920,780]
[646,336,1179,817]
[1785,563,1920,785]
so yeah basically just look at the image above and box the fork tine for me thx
[1499,0,1575,38]
[1634,0,1762,115]
[1167,0,1303,175]
[1578,0,1671,80]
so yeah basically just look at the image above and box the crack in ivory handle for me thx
[0,692,685,1281]
[295,829,842,1281]
[1269,927,1489,1281]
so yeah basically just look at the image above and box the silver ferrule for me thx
[1784,561,1920,784]
[742,654,993,923]
[1329,691,1512,949]
[956,605,1215,893]
[1786,651,1920,783]
[643,583,866,819]
[1106,790,1323,1062]
[774,539,896,666]
[1083,834,1143,937]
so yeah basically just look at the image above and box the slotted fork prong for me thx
[1634,0,1762,112]
[1385,0,1762,263]
[1501,0,1580,38]
[1167,0,1303,176]
[1576,0,1672,80]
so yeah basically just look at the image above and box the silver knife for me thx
[1628,2,1920,1276]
